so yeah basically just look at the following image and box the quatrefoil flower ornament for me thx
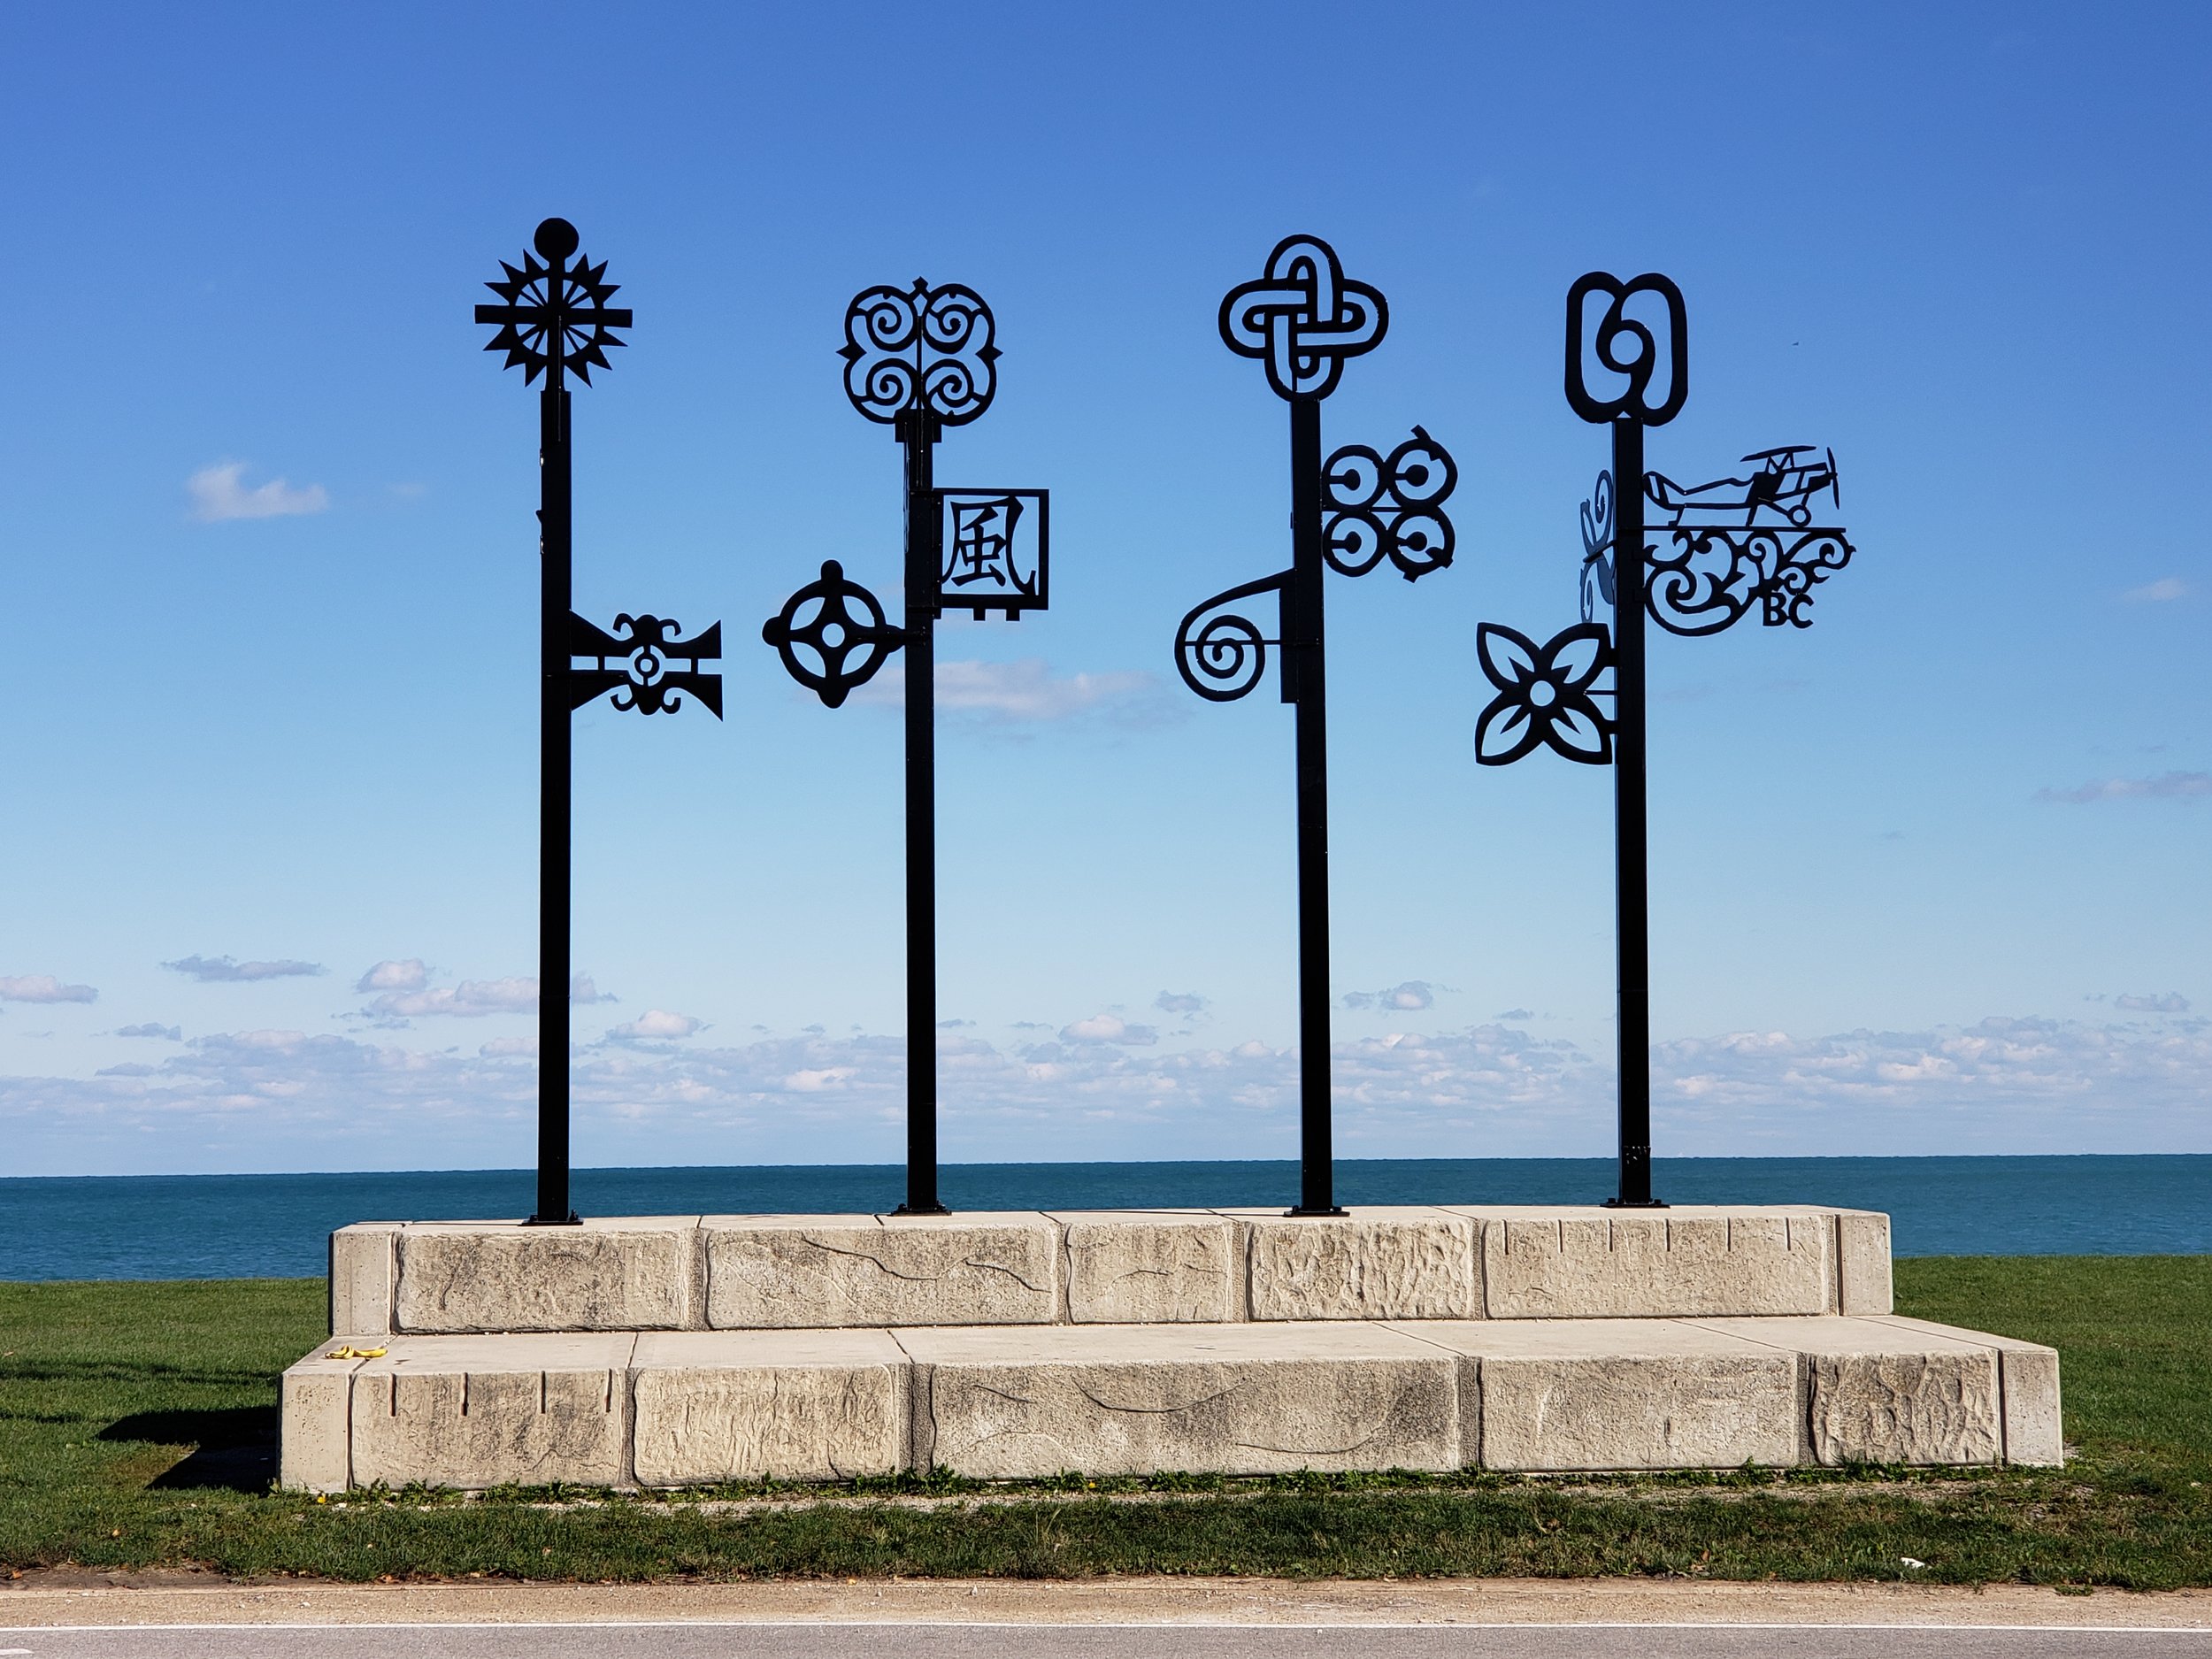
[1474,621,1616,766]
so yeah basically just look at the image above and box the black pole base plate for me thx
[524,1212,583,1225]
[1602,1197,1670,1210]
[1286,1206,1350,1217]
[893,1203,952,1217]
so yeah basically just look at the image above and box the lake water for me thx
[2,1155,2205,1280]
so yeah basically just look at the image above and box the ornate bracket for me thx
[762,560,907,709]
[568,612,723,717]
[1323,427,1457,580]
[1172,570,1292,703]
[1644,446,1853,634]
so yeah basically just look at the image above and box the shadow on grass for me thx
[98,1405,276,1492]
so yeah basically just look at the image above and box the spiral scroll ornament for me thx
[1321,426,1459,581]
[1172,571,1291,703]
[840,280,1000,426]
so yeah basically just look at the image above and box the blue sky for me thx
[1,2,2205,1176]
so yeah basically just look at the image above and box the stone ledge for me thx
[280,1310,2059,1491]
[334,1204,1896,1334]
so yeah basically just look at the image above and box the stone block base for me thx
[281,1312,2059,1492]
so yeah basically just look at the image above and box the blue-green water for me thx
[1,1156,2205,1280]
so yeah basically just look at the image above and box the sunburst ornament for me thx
[473,217,632,387]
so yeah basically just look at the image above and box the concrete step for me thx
[328,1205,1895,1336]
[280,1313,2059,1493]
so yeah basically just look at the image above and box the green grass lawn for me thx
[2,1258,2208,1586]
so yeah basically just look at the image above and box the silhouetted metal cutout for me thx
[474,217,723,1226]
[1477,273,1855,1208]
[1173,234,1459,1217]
[764,280,1049,1215]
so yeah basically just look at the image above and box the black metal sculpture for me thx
[1173,235,1458,1216]
[763,279,1048,1215]
[1475,273,1853,1206]
[476,218,723,1225]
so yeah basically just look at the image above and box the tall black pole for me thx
[897,409,947,1216]
[1607,416,1657,1209]
[534,369,577,1225]
[1287,395,1343,1217]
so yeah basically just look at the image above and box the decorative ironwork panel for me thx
[1644,447,1851,635]
[841,280,1000,426]
[1219,234,1387,402]
[1474,620,1616,767]
[762,559,905,709]
[474,219,632,387]
[1322,426,1458,581]
[1578,469,1617,623]
[567,612,723,717]
[1565,272,1686,427]
[937,488,1048,618]
[1172,570,1291,703]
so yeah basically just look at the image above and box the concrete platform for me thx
[280,1310,2060,1492]
[329,1204,1894,1336]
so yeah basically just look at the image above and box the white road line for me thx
[2,1622,2206,1634]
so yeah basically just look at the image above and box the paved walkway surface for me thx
[4,1572,2211,1655]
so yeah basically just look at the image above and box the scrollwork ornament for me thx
[1321,426,1458,580]
[841,280,1000,426]
[1565,272,1687,426]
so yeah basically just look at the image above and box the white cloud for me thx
[606,1009,703,1041]
[355,959,428,995]
[1059,1012,1159,1046]
[370,977,537,1019]
[1343,980,1436,1012]
[856,658,1171,726]
[2122,577,2188,603]
[165,954,325,983]
[0,974,97,1004]
[2116,992,2190,1014]
[1155,991,1208,1018]
[571,974,616,1005]
[479,1035,536,1057]
[187,461,329,523]
[116,1023,181,1041]
[2034,771,2212,804]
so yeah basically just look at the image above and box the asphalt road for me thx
[5,1624,2211,1658]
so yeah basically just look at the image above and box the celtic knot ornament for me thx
[1322,426,1458,580]
[1565,272,1686,426]
[841,280,1000,426]
[475,218,632,387]
[1475,622,1616,766]
[568,613,724,717]
[1219,234,1388,401]
[761,559,906,709]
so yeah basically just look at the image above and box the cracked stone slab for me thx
[897,1321,1460,1478]
[704,1213,1058,1329]
[1392,1317,1800,1471]
[347,1333,634,1489]
[630,1330,910,1485]
[394,1217,700,1333]
[1051,1211,1237,1324]
[1465,1207,1833,1320]
[1694,1316,2004,1466]
[1230,1208,1479,1321]
[1867,1314,2062,1466]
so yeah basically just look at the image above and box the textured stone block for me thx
[395,1218,698,1333]
[1055,1212,1236,1324]
[1870,1314,2062,1466]
[1240,1209,1477,1321]
[902,1322,1461,1478]
[1474,1207,1831,1319]
[329,1224,400,1337]
[1697,1317,2001,1466]
[279,1348,362,1493]
[704,1213,1057,1329]
[349,1334,634,1488]
[1396,1318,1800,1471]
[630,1330,909,1485]
[1837,1210,1894,1315]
